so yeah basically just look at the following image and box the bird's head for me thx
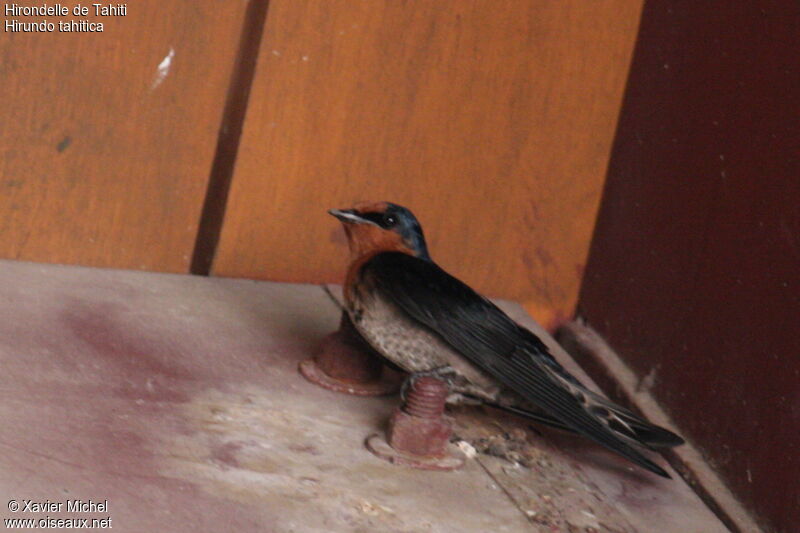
[329,201,430,261]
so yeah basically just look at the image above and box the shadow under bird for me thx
[329,201,684,478]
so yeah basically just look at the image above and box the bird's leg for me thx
[400,366,457,402]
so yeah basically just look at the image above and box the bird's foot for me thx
[445,392,484,406]
[400,366,456,402]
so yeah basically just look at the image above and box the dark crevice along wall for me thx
[577,2,799,532]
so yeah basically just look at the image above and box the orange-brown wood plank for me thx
[213,0,643,328]
[0,1,248,272]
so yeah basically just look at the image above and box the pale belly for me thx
[348,290,501,400]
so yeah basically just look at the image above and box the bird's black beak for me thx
[328,208,367,224]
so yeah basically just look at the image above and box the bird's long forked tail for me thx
[484,393,683,478]
[489,400,684,450]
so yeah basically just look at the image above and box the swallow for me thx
[329,201,684,478]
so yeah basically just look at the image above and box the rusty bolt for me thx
[315,313,383,382]
[387,376,452,457]
[299,311,403,396]
[366,375,464,470]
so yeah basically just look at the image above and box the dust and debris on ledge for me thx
[449,404,640,532]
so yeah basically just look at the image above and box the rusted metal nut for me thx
[365,375,465,470]
[387,377,452,456]
[299,311,403,396]
[387,408,453,457]
[314,321,383,382]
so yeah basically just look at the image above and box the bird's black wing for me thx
[362,252,675,477]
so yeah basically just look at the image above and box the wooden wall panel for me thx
[578,2,800,532]
[213,0,643,328]
[0,1,248,272]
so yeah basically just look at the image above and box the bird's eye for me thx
[382,214,397,227]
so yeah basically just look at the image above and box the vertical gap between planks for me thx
[191,0,271,275]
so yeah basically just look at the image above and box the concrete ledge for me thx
[0,260,728,532]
